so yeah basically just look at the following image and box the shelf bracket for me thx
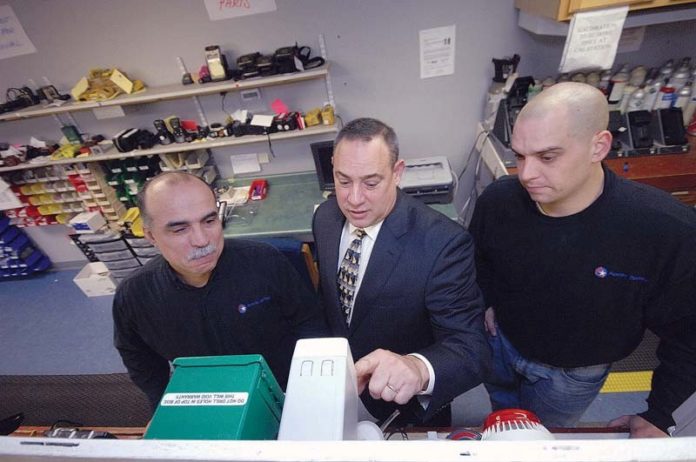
[318,33,336,110]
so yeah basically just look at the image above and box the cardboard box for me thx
[73,262,116,297]
[69,211,106,234]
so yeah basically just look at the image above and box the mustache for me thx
[187,244,217,261]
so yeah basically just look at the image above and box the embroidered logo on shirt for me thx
[594,266,647,282]
[237,296,271,314]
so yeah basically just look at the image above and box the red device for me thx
[483,408,542,430]
[248,179,268,201]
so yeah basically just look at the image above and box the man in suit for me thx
[113,172,328,412]
[312,118,489,425]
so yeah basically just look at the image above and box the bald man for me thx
[469,82,696,437]
[113,172,328,412]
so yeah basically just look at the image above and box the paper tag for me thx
[231,109,248,122]
[160,392,248,406]
[231,153,261,174]
[617,26,645,54]
[29,137,47,148]
[250,114,274,127]
[93,105,126,120]
[0,177,23,211]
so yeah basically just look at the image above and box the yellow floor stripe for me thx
[600,371,653,393]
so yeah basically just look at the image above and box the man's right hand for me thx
[354,349,429,405]
[484,307,497,336]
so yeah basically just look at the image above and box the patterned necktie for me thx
[337,229,366,324]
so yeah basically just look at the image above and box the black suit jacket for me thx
[312,191,489,423]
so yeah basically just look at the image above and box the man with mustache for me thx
[469,82,696,437]
[113,172,328,412]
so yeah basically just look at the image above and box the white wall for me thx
[1,0,694,263]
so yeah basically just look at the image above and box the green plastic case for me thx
[144,355,284,440]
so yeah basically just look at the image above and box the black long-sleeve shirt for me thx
[113,239,329,411]
[469,166,696,432]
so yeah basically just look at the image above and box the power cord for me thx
[220,91,232,120]
[457,154,484,227]
[385,428,409,440]
[457,129,490,183]
[456,129,489,226]
[335,114,344,129]
[266,132,276,158]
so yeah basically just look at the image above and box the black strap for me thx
[303,56,325,70]
[296,45,325,69]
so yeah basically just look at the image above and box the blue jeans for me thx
[485,326,611,428]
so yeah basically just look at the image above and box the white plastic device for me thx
[278,337,381,441]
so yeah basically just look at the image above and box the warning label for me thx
[160,392,249,406]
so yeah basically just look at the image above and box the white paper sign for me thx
[419,25,456,79]
[231,153,261,174]
[204,0,277,21]
[559,6,628,73]
[617,26,645,54]
[0,5,37,60]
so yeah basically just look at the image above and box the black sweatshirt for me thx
[469,166,696,432]
[113,239,329,411]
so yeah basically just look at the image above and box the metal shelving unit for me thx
[0,124,338,173]
[0,65,331,122]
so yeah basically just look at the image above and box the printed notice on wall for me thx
[205,0,277,21]
[559,6,628,73]
[419,25,455,79]
[0,5,37,60]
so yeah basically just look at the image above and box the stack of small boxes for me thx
[77,231,141,282]
[0,213,52,278]
[158,150,217,185]
[104,155,161,209]
[2,165,84,227]
[77,163,128,224]
[124,234,160,267]
[71,226,160,291]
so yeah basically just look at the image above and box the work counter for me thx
[222,172,458,240]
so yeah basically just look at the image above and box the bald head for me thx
[517,82,608,141]
[138,172,215,227]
